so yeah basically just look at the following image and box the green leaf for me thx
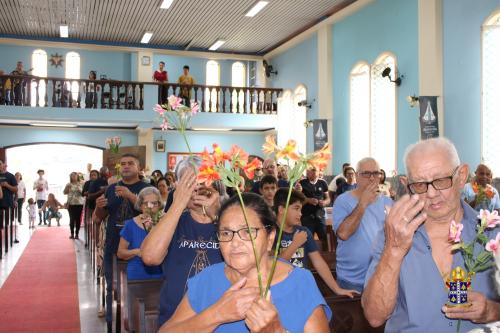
[477,233,489,244]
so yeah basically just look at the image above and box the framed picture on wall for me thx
[155,140,166,152]
[141,56,151,66]
[167,152,200,172]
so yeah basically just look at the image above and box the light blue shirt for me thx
[461,182,500,212]
[365,201,499,333]
[332,192,393,288]
[187,262,332,333]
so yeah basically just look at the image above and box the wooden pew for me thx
[113,257,128,333]
[119,264,162,333]
[325,294,384,333]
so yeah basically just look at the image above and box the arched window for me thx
[31,49,47,106]
[482,10,500,174]
[231,62,246,113]
[370,53,397,173]
[276,87,307,157]
[205,60,220,112]
[65,51,80,102]
[349,62,370,167]
[292,85,307,155]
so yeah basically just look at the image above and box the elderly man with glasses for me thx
[362,137,500,332]
[332,157,393,292]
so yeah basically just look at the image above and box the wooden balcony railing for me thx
[0,75,283,114]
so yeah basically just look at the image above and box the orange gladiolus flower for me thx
[263,135,279,155]
[276,140,300,161]
[308,144,331,170]
[243,157,262,180]
[212,143,230,165]
[197,163,221,187]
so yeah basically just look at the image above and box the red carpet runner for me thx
[0,227,81,332]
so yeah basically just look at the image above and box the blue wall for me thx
[332,0,419,173]
[152,54,253,87]
[443,0,500,167]
[0,44,133,80]
[268,34,318,153]
[152,130,268,172]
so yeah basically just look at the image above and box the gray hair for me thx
[210,180,229,205]
[403,137,460,176]
[175,155,202,180]
[134,186,164,211]
[356,157,379,172]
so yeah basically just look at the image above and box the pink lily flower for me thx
[160,119,169,131]
[168,95,182,109]
[478,209,500,228]
[485,232,500,252]
[190,102,199,115]
[154,104,165,115]
[448,220,463,243]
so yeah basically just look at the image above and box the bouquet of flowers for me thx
[472,182,496,207]
[106,136,121,153]
[142,204,163,233]
[154,95,199,154]
[197,135,330,297]
[448,209,500,332]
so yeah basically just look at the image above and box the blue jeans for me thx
[36,200,46,223]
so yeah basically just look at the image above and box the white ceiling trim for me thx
[0,37,263,62]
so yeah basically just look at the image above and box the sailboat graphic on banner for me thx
[423,101,436,124]
[315,122,327,139]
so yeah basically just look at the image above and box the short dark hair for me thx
[343,166,355,177]
[90,169,99,177]
[219,192,276,230]
[273,188,305,214]
[159,61,165,65]
[183,65,190,70]
[259,175,278,189]
[37,169,44,174]
[342,163,351,171]
[121,153,140,165]
[156,177,170,187]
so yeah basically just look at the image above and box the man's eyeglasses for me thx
[358,171,383,179]
[407,166,460,194]
[216,227,266,242]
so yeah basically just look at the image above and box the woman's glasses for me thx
[216,227,266,242]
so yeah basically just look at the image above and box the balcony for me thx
[0,74,282,114]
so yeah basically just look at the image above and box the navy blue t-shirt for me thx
[104,180,151,253]
[88,177,108,210]
[277,225,319,269]
[158,211,222,325]
[0,172,17,208]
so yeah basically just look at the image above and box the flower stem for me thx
[264,185,293,298]
[456,319,461,333]
[235,186,264,296]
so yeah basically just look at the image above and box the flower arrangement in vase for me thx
[105,136,121,154]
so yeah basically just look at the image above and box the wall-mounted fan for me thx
[263,60,278,78]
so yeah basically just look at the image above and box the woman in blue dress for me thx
[117,187,163,280]
[161,193,332,333]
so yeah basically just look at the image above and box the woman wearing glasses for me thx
[117,187,163,280]
[141,158,225,326]
[161,193,331,333]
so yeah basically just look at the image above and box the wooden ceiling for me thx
[0,0,355,54]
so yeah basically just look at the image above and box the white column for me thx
[137,127,154,172]
[418,0,444,135]
[317,25,333,174]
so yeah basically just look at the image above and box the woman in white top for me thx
[15,172,25,225]
[64,172,85,239]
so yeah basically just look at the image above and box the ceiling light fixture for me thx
[245,1,269,17]
[141,32,153,44]
[209,40,225,51]
[160,0,174,9]
[59,25,69,38]
[30,122,77,128]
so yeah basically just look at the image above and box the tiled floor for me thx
[0,217,107,332]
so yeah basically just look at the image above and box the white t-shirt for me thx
[17,180,26,199]
[33,178,48,201]
[328,174,346,192]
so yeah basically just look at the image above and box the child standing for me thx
[26,198,37,229]
[274,188,358,298]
